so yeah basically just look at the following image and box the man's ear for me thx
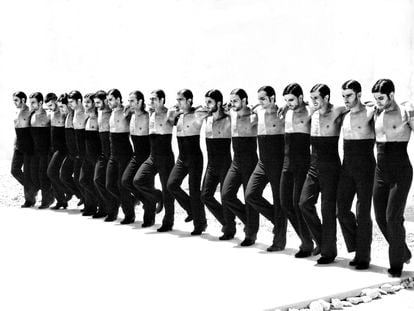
[389,92,395,101]
[357,92,362,100]
[138,99,143,106]
[188,98,192,106]
[270,95,275,103]
[299,95,303,103]
[324,95,330,103]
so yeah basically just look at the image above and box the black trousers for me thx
[201,158,231,230]
[94,155,115,215]
[167,156,206,230]
[221,157,258,238]
[121,155,154,223]
[31,152,53,205]
[337,156,375,263]
[11,148,37,203]
[280,165,313,251]
[245,160,287,248]
[106,155,135,219]
[47,150,68,204]
[134,154,174,227]
[60,155,83,201]
[373,160,413,270]
[300,162,340,258]
[79,158,99,214]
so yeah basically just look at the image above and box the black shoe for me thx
[65,193,73,202]
[317,256,335,264]
[142,220,155,228]
[240,238,256,247]
[50,202,68,210]
[156,199,163,214]
[388,267,402,278]
[77,198,84,206]
[219,233,235,241]
[191,224,207,236]
[184,215,193,223]
[39,199,54,209]
[120,217,135,225]
[157,224,173,232]
[295,250,312,258]
[92,211,107,219]
[349,257,359,266]
[267,244,285,252]
[312,245,321,256]
[355,261,370,270]
[21,201,35,208]
[82,210,96,217]
[104,215,117,222]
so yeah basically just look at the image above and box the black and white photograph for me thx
[0,0,413,310]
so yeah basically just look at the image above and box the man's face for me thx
[58,102,69,114]
[176,93,191,111]
[68,98,78,110]
[230,94,243,111]
[94,98,105,110]
[13,96,23,109]
[342,89,358,109]
[46,100,57,111]
[310,91,325,110]
[284,94,300,110]
[83,97,94,112]
[128,94,141,111]
[107,94,118,110]
[373,92,392,110]
[258,90,273,109]
[205,97,217,113]
[30,98,40,111]
[149,92,162,110]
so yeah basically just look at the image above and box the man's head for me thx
[107,89,122,110]
[29,92,44,111]
[93,90,108,110]
[45,92,58,111]
[129,90,145,112]
[13,91,27,109]
[57,93,70,114]
[205,89,223,113]
[83,93,96,113]
[257,86,276,109]
[230,88,248,111]
[68,90,83,110]
[310,84,330,110]
[176,89,193,112]
[372,79,395,110]
[149,89,165,110]
[342,80,361,109]
[283,83,303,110]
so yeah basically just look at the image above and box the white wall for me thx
[1,0,413,161]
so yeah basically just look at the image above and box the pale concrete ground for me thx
[1,160,414,311]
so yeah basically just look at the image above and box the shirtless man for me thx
[134,89,176,232]
[371,79,413,277]
[93,90,113,219]
[245,86,287,251]
[81,93,101,216]
[46,93,69,209]
[121,90,154,226]
[29,92,54,208]
[12,91,37,207]
[59,93,84,207]
[280,83,315,258]
[106,89,134,224]
[167,89,209,235]
[337,80,375,270]
[299,84,347,264]
[221,88,259,246]
[200,89,233,238]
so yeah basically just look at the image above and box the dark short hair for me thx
[13,91,27,102]
[68,90,82,102]
[152,89,165,102]
[230,88,248,105]
[205,89,223,104]
[108,89,122,103]
[29,92,44,103]
[258,86,275,98]
[94,90,107,102]
[57,93,68,105]
[310,83,330,99]
[84,93,95,102]
[45,92,58,103]
[372,79,395,96]
[342,80,362,94]
[178,89,193,102]
[130,90,146,111]
[283,83,303,98]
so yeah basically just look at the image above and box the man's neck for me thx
[35,108,45,115]
[134,109,145,116]
[113,105,123,112]
[385,100,397,112]
[75,105,84,113]
[19,105,29,112]
[155,105,166,113]
[319,102,332,114]
[350,100,363,113]
[265,103,277,114]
